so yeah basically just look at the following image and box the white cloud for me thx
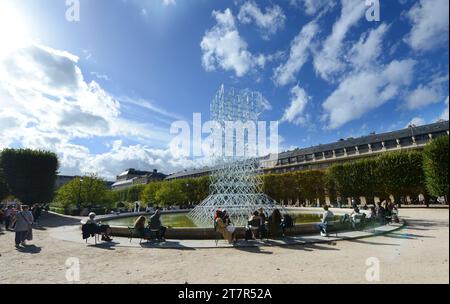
[289,0,337,15]
[439,96,449,120]
[237,1,286,39]
[322,59,416,129]
[200,8,265,77]
[90,71,110,81]
[273,21,318,86]
[0,42,181,178]
[162,0,176,6]
[407,117,426,127]
[348,23,389,70]
[405,74,448,109]
[313,0,366,81]
[281,85,311,125]
[405,0,449,51]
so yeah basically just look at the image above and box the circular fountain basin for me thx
[95,208,350,240]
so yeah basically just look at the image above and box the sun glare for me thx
[0,1,31,58]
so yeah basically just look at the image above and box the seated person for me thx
[133,215,150,238]
[350,207,361,229]
[268,209,282,237]
[215,210,236,244]
[280,213,294,237]
[85,212,113,242]
[391,205,400,223]
[316,205,334,237]
[245,211,261,240]
[148,209,167,241]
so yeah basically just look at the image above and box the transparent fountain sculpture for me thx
[189,85,283,227]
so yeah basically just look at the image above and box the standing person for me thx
[258,208,267,239]
[31,204,42,226]
[0,207,4,232]
[4,205,14,230]
[375,202,386,225]
[13,205,34,248]
[148,208,167,241]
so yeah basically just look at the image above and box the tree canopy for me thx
[423,135,449,200]
[0,148,58,204]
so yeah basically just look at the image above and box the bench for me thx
[323,221,338,237]
[351,213,367,230]
[128,227,161,244]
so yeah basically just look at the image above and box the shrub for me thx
[423,135,449,202]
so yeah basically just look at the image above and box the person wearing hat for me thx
[86,212,113,242]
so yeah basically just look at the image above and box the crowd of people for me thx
[0,203,43,248]
[212,208,294,244]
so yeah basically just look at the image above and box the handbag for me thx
[226,224,236,233]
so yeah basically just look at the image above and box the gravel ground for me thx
[0,208,448,284]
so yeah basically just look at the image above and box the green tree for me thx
[0,167,9,201]
[155,182,187,207]
[375,151,426,202]
[0,148,58,204]
[423,135,449,203]
[328,158,381,202]
[141,182,163,206]
[53,174,110,211]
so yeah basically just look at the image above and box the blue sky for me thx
[0,0,448,179]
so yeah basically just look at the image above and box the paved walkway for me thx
[49,220,404,249]
[1,208,447,283]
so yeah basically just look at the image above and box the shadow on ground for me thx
[16,244,42,254]
[39,212,81,228]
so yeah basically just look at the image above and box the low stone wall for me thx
[84,207,353,240]
[109,220,347,240]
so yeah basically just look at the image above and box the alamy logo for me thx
[65,0,80,22]
[169,113,279,159]
[366,0,381,22]
[365,257,381,282]
[65,257,80,282]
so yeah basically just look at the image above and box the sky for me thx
[0,0,448,180]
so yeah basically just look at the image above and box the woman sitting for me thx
[268,209,282,237]
[133,215,150,238]
[245,211,261,240]
[86,212,113,242]
[214,210,236,244]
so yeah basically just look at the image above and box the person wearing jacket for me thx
[13,205,34,248]
[148,209,166,241]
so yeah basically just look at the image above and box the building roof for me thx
[277,120,449,159]
[165,120,449,180]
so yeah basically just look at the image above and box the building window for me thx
[399,137,413,146]
[334,148,345,157]
[324,150,334,158]
[371,142,383,151]
[346,146,356,155]
[384,139,397,149]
